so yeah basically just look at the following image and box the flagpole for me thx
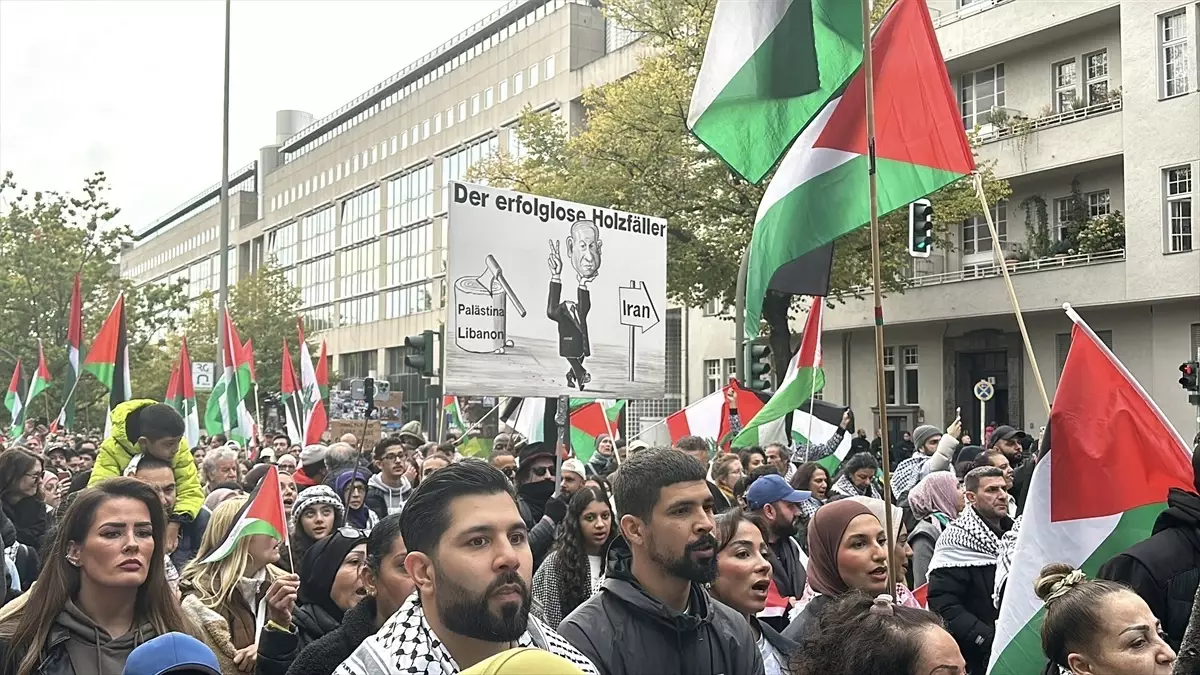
[216,0,232,387]
[974,172,1052,417]
[859,0,899,595]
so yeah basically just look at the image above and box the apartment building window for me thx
[960,64,1005,129]
[704,360,721,395]
[299,257,334,308]
[340,188,380,246]
[507,126,528,160]
[1084,50,1109,104]
[352,155,360,173]
[300,206,335,260]
[544,55,556,80]
[422,119,431,139]
[268,222,298,267]
[458,102,467,122]
[961,201,1007,255]
[384,282,434,319]
[391,136,398,154]
[338,242,379,299]
[386,223,433,287]
[702,298,724,316]
[883,347,897,405]
[883,346,919,405]
[387,165,433,231]
[1053,60,1077,112]
[514,71,524,94]
[1166,165,1193,253]
[339,296,378,327]
[434,115,442,135]
[370,147,378,165]
[445,108,454,130]
[471,95,481,116]
[188,258,215,297]
[411,125,420,146]
[485,87,494,109]
[440,136,499,209]
[528,64,539,88]
[1161,10,1190,97]
[500,80,509,102]
[340,351,378,379]
[902,347,919,405]
[1087,190,1111,218]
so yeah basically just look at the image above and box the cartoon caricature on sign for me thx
[445,182,666,399]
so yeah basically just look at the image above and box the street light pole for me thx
[216,0,232,373]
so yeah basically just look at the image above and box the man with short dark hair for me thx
[487,450,517,483]
[988,425,1031,508]
[366,436,413,518]
[745,474,810,611]
[336,460,597,674]
[45,445,69,473]
[131,455,211,568]
[558,448,764,675]
[927,466,1013,675]
[71,440,97,473]
[672,435,732,515]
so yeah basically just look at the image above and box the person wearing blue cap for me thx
[745,473,812,630]
[122,632,220,675]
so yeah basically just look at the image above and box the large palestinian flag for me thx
[83,294,132,415]
[744,0,975,335]
[200,465,289,564]
[989,308,1193,674]
[790,399,853,474]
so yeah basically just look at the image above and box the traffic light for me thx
[908,199,934,258]
[1180,362,1199,392]
[404,330,437,378]
[747,342,773,393]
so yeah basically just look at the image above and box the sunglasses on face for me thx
[531,465,556,478]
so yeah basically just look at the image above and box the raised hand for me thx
[548,239,562,276]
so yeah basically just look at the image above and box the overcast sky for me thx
[0,0,509,230]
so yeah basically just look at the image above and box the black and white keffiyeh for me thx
[891,454,926,500]
[335,592,599,675]
[830,474,882,501]
[993,514,1023,608]
[927,505,1001,573]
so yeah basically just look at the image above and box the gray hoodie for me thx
[56,599,154,675]
[366,472,411,518]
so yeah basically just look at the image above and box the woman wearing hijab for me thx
[292,528,369,649]
[846,496,919,608]
[783,500,890,642]
[907,472,965,588]
[334,469,379,530]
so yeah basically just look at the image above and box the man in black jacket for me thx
[558,447,764,675]
[1098,448,1200,650]
[745,474,809,615]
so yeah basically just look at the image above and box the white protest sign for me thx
[192,362,214,391]
[446,182,667,398]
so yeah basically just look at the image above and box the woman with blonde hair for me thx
[179,497,300,673]
[0,478,192,675]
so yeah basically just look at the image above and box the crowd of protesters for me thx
[0,397,1193,675]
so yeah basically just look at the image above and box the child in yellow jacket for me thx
[90,400,205,548]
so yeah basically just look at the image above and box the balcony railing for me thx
[976,97,1122,144]
[933,0,1015,28]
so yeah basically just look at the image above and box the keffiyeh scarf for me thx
[993,514,1023,608]
[830,474,882,501]
[891,454,926,500]
[927,505,1001,573]
[335,593,599,675]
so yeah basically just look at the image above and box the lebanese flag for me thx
[281,340,304,445]
[666,383,765,446]
[297,317,328,445]
[200,465,288,563]
[989,307,1193,674]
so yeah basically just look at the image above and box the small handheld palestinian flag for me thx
[200,465,288,564]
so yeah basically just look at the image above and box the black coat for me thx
[1010,460,1035,512]
[548,282,591,359]
[287,597,379,675]
[3,496,48,550]
[928,563,998,675]
[292,602,343,651]
[781,593,834,643]
[1098,488,1200,651]
[557,538,765,675]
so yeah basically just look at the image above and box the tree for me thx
[182,259,311,425]
[473,0,1011,318]
[0,172,189,431]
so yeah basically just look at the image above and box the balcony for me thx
[824,249,1127,330]
[934,1,1120,70]
[974,98,1123,179]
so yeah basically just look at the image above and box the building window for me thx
[391,136,398,154]
[471,95,480,116]
[1161,10,1190,98]
[401,132,408,150]
[883,346,919,405]
[1087,189,1111,218]
[299,257,335,308]
[458,102,467,122]
[440,136,499,210]
[1084,50,1109,104]
[514,71,524,94]
[506,126,527,160]
[384,282,435,319]
[340,350,378,379]
[499,79,508,102]
[1056,330,1113,378]
[370,147,378,165]
[961,201,1007,255]
[528,64,539,88]
[387,164,433,231]
[1166,165,1193,253]
[300,206,335,261]
[883,347,897,405]
[340,188,380,247]
[422,119,431,139]
[723,358,736,384]
[1053,60,1077,112]
[702,298,724,316]
[960,64,1005,129]
[386,223,433,287]
[1054,197,1073,241]
[339,296,378,327]
[902,347,919,406]
[704,359,721,396]
[544,55,556,80]
[434,115,442,134]
[445,108,454,129]
[338,242,379,299]
[485,87,494,109]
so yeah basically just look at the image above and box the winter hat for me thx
[397,421,426,445]
[291,485,346,533]
[299,444,329,466]
[908,472,962,520]
[911,425,941,453]
[460,648,586,675]
[560,458,586,480]
[334,468,372,496]
[122,632,221,675]
[299,528,368,622]
[806,499,875,597]
[516,441,555,476]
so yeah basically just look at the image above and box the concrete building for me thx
[684,0,1200,443]
[120,0,689,431]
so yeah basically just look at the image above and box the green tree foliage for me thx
[0,172,188,431]
[473,0,1010,314]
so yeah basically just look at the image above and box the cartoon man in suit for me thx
[547,220,602,390]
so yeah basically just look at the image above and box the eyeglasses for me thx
[338,527,369,539]
[379,453,403,463]
[24,472,42,482]
[531,465,556,478]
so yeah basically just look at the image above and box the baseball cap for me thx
[986,425,1026,449]
[627,440,650,453]
[746,474,811,511]
[561,458,586,478]
[460,648,586,675]
[299,444,329,466]
[122,632,221,675]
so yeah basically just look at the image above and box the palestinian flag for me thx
[297,317,328,445]
[24,341,51,414]
[314,339,329,399]
[790,399,854,474]
[57,273,83,432]
[5,360,24,438]
[744,0,975,336]
[280,340,304,444]
[733,296,824,447]
[989,308,1193,674]
[444,396,466,434]
[569,399,625,463]
[165,338,201,449]
[666,384,765,446]
[500,397,548,444]
[204,311,254,445]
[243,338,257,385]
[83,294,132,414]
[688,0,862,183]
[200,465,288,564]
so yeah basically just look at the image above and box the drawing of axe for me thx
[478,255,527,317]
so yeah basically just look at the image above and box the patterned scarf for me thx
[891,454,926,500]
[927,505,1001,573]
[993,514,1023,608]
[335,593,599,675]
[830,474,882,501]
